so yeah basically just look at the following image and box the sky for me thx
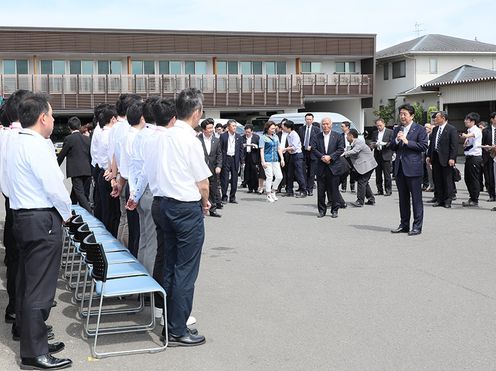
[2,0,495,51]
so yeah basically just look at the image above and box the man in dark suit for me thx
[298,113,319,196]
[198,118,223,217]
[481,112,496,201]
[57,116,92,212]
[390,104,428,236]
[370,118,393,196]
[311,117,346,218]
[426,111,458,208]
[241,124,260,193]
[219,119,243,203]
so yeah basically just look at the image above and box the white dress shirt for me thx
[0,122,22,196]
[287,130,302,154]
[204,134,212,155]
[227,133,236,156]
[129,123,155,201]
[119,125,139,180]
[6,128,71,220]
[245,135,252,152]
[91,126,112,170]
[108,118,130,172]
[323,132,330,153]
[90,124,102,167]
[464,126,482,156]
[143,120,211,201]
[279,132,288,149]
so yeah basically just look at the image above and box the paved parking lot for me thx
[1,171,496,370]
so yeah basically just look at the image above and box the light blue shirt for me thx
[259,134,280,162]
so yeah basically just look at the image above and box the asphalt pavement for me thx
[1,168,496,370]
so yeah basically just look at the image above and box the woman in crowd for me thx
[259,121,285,202]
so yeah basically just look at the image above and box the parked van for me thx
[268,112,360,135]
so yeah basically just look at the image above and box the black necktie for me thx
[493,128,496,145]
[436,128,442,149]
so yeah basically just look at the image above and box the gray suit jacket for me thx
[343,139,377,174]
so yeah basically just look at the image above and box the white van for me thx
[268,112,360,135]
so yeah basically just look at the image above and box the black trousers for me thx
[243,155,258,191]
[395,164,424,231]
[151,197,165,311]
[221,156,239,200]
[356,169,375,204]
[375,156,392,193]
[96,168,120,237]
[12,208,62,358]
[303,150,317,193]
[70,175,92,212]
[208,174,221,213]
[153,197,204,337]
[431,152,454,204]
[125,183,140,258]
[317,167,340,214]
[92,165,102,220]
[287,153,307,194]
[464,156,482,202]
[483,160,496,198]
[3,196,18,316]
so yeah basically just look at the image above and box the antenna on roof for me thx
[414,22,424,37]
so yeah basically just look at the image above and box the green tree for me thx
[411,102,424,124]
[373,102,395,125]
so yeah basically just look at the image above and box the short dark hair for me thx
[341,121,351,129]
[465,112,480,123]
[99,105,117,127]
[126,102,144,126]
[18,93,50,129]
[305,113,314,119]
[143,96,161,124]
[152,98,176,127]
[93,103,110,128]
[0,104,9,127]
[175,88,203,120]
[244,123,254,131]
[348,128,359,138]
[201,118,215,130]
[490,112,496,120]
[282,120,295,130]
[398,103,415,116]
[263,120,276,134]
[226,119,237,127]
[68,116,81,131]
[4,89,33,124]
[215,123,223,129]
[116,93,142,117]
[437,111,448,121]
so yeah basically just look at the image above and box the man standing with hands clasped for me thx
[390,104,428,236]
[6,93,73,369]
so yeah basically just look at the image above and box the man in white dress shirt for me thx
[6,93,72,369]
[461,112,483,207]
[143,88,211,347]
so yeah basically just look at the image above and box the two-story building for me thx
[0,27,375,132]
[371,34,496,127]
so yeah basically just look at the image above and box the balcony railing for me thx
[0,73,373,110]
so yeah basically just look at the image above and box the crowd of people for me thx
[1,87,496,369]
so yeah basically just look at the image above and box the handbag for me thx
[452,165,461,182]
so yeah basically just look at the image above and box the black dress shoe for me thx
[443,203,451,208]
[229,199,238,204]
[350,201,363,207]
[365,200,375,206]
[426,198,438,203]
[462,200,478,207]
[283,193,295,197]
[216,203,223,209]
[391,226,409,234]
[340,202,347,209]
[20,354,72,370]
[374,191,384,196]
[384,191,392,196]
[331,211,338,218]
[295,192,307,198]
[432,202,444,207]
[48,342,65,355]
[317,213,326,218]
[5,311,15,324]
[167,328,206,347]
[247,189,253,193]
[209,211,222,218]
[408,229,422,236]
[51,301,57,308]
[307,191,313,196]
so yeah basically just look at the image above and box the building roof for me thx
[397,86,438,96]
[377,34,496,59]
[421,65,496,87]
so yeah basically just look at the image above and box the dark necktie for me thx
[435,128,442,149]
[493,128,496,145]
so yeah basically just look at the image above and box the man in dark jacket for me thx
[57,116,92,212]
